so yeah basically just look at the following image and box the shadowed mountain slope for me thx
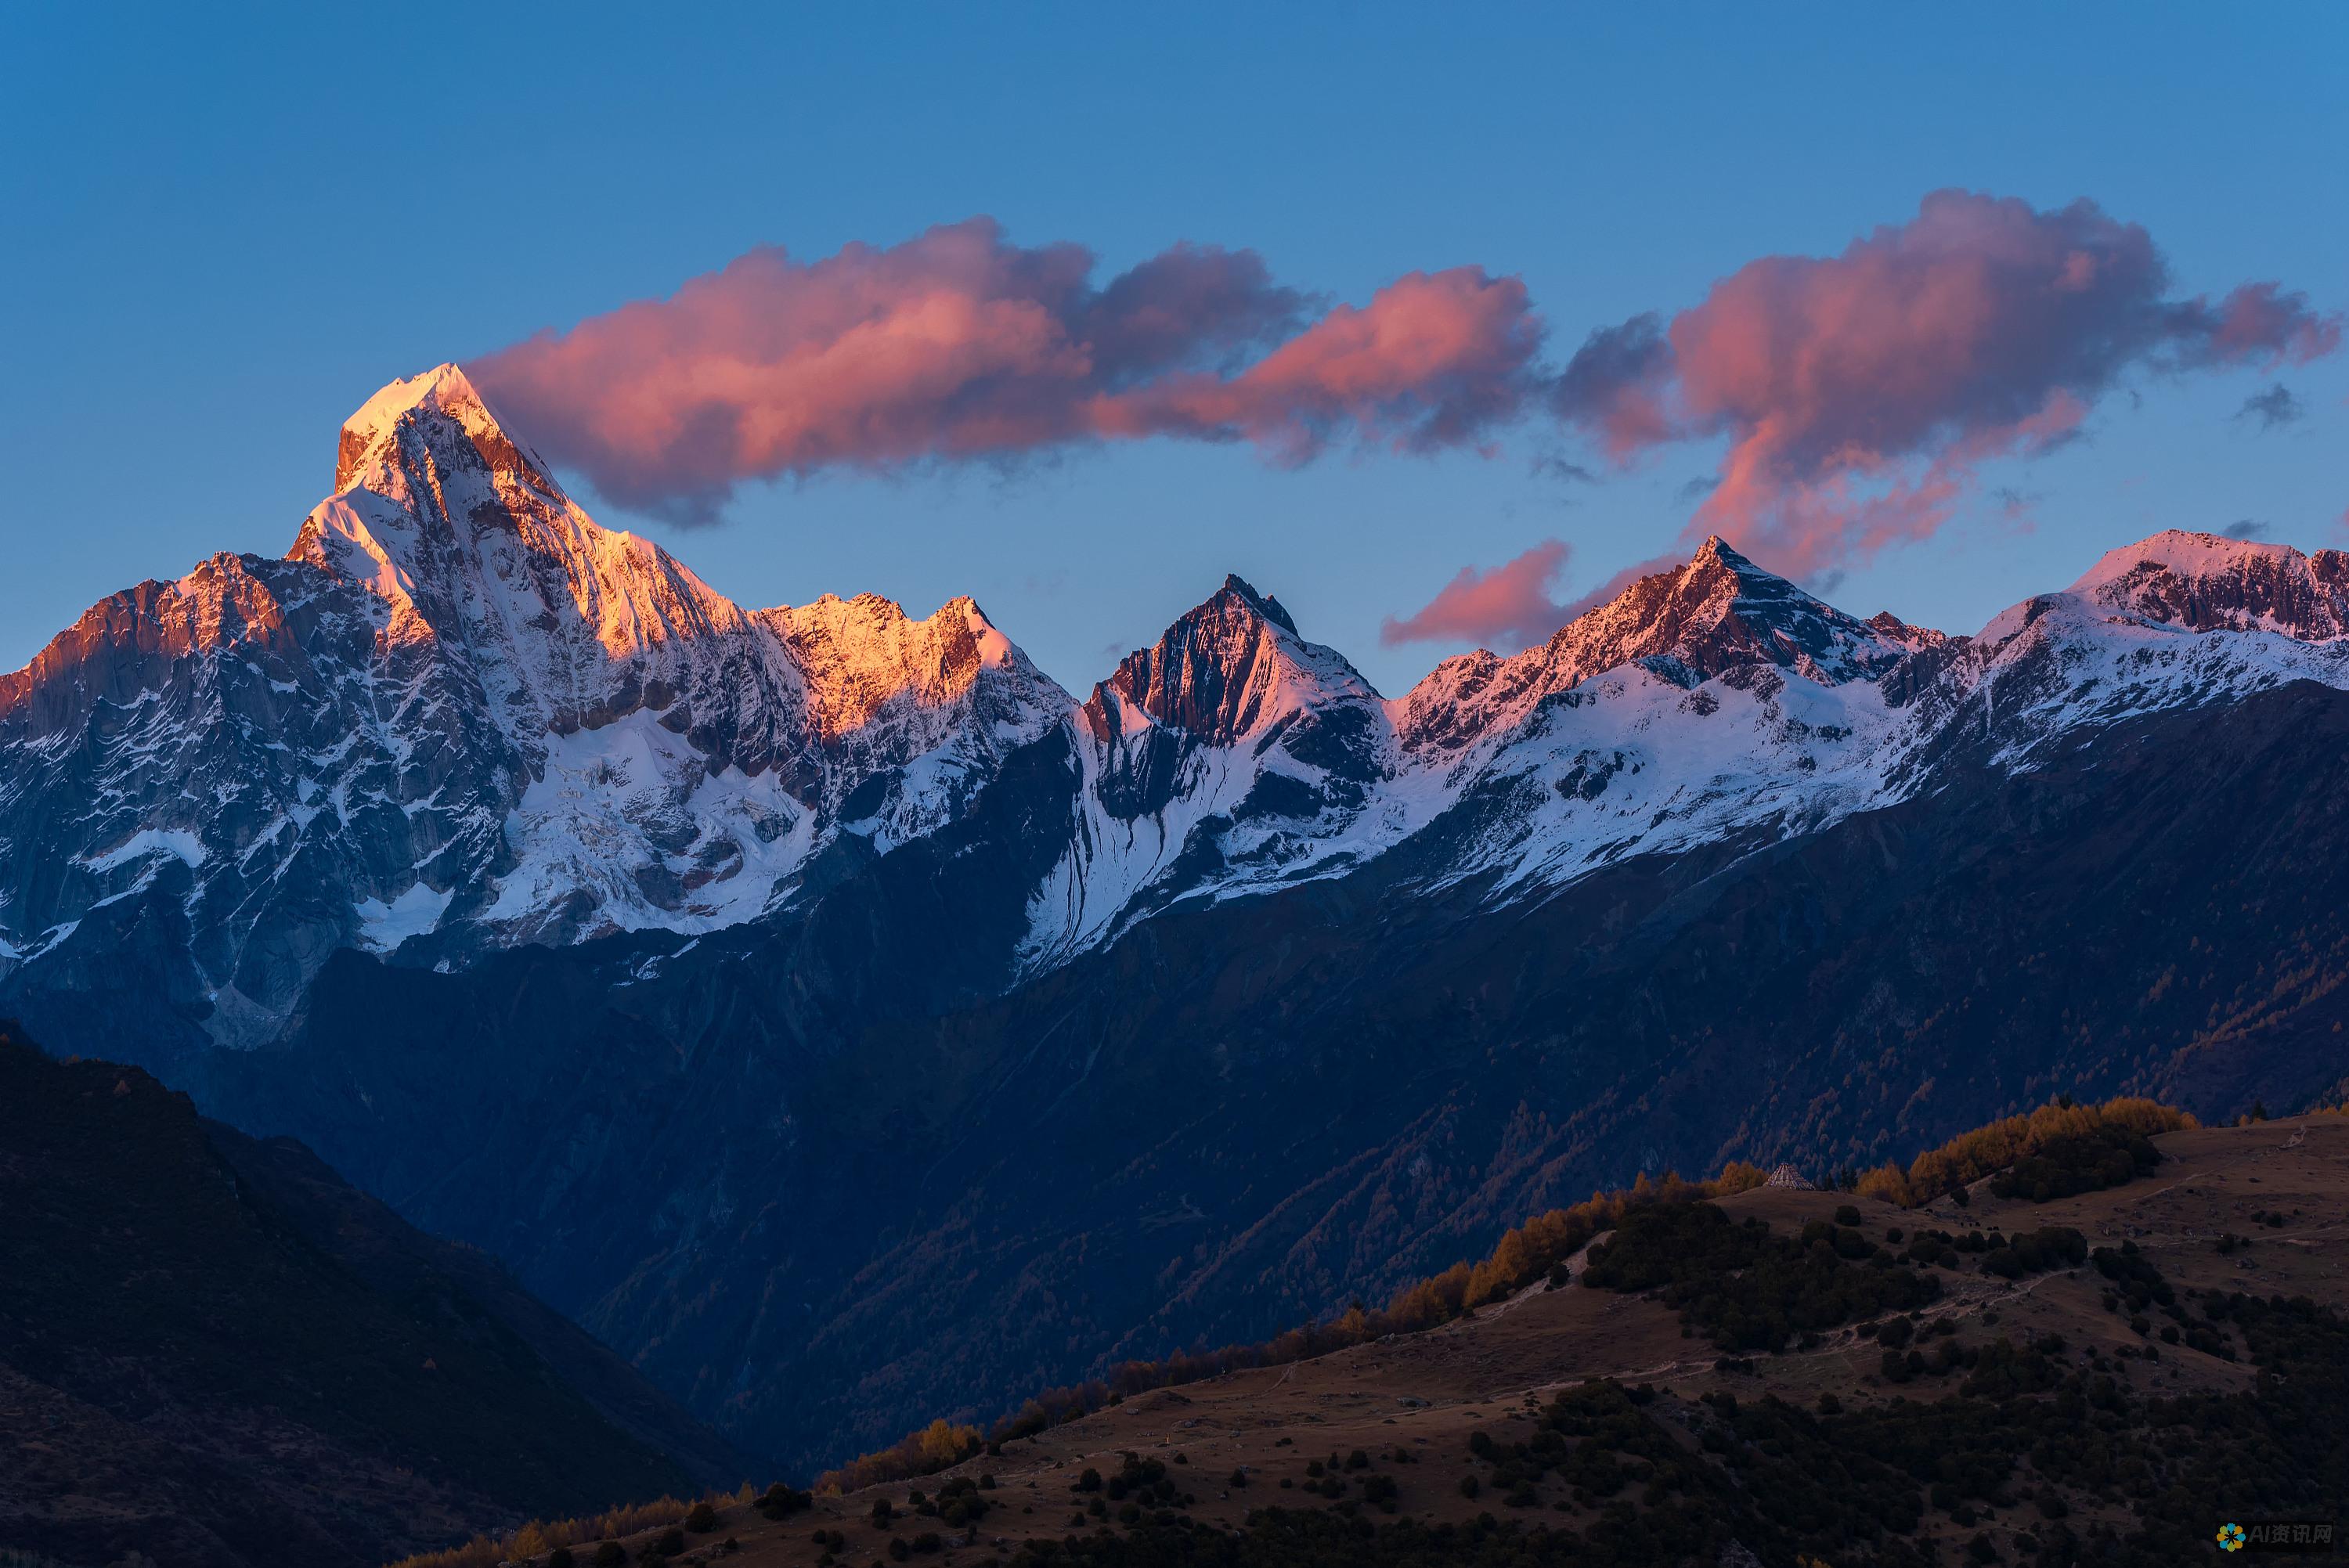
[193,678,2349,1472]
[0,1025,748,1568]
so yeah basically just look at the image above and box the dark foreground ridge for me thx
[0,1024,748,1568]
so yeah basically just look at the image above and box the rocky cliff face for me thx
[2069,528,2349,636]
[1028,575,1390,964]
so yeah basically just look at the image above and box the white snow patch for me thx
[77,828,208,874]
[354,882,455,950]
[483,710,817,939]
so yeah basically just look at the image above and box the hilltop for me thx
[431,1108,2348,1566]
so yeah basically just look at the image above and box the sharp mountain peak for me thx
[1083,571,1376,744]
[332,362,556,497]
[1206,572,1301,636]
[1518,534,1908,694]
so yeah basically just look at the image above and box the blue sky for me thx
[4,4,2343,694]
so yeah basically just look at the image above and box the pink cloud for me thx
[1380,539,1572,651]
[1101,269,1546,463]
[1549,313,1674,460]
[1551,190,2344,580]
[2199,282,2343,365]
[467,196,2338,573]
[468,220,1544,521]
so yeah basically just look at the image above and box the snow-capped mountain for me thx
[2070,528,2349,637]
[1394,535,1911,765]
[1890,531,2349,781]
[1028,539,1952,963]
[1354,529,2349,903]
[1035,524,2349,943]
[9,364,2349,1053]
[1023,576,1391,964]
[0,366,1063,1040]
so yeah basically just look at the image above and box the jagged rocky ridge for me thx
[0,367,1064,1043]
[10,366,2349,1050]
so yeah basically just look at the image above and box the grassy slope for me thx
[478,1111,2348,1568]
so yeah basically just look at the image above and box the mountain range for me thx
[7,366,2348,1472]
